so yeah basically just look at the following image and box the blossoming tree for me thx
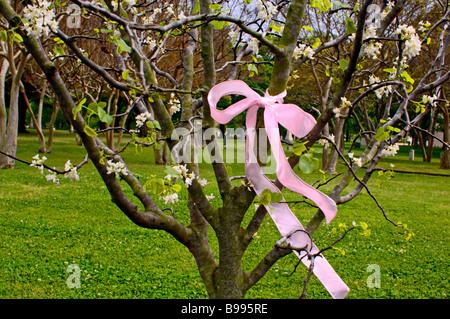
[0,0,449,298]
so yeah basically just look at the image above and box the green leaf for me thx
[209,3,221,11]
[302,26,313,32]
[243,0,252,4]
[192,0,200,14]
[212,20,225,30]
[247,63,258,75]
[374,127,390,141]
[122,69,130,80]
[152,120,161,130]
[270,192,283,203]
[87,102,99,114]
[54,37,65,45]
[98,108,113,125]
[0,30,8,42]
[387,125,401,133]
[72,98,86,120]
[346,18,357,34]
[383,68,397,73]
[339,59,349,71]
[400,71,414,85]
[84,124,98,137]
[117,39,132,53]
[312,37,322,49]
[259,189,272,206]
[293,142,307,156]
[311,0,332,11]
[53,46,65,56]
[172,184,182,193]
[97,102,107,109]
[299,153,319,174]
[144,178,165,196]
[12,33,23,43]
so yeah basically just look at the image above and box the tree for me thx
[0,0,449,299]
[0,29,30,168]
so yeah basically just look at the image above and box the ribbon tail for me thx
[245,106,349,299]
[263,108,338,223]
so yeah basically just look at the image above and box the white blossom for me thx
[178,11,186,20]
[45,169,60,185]
[353,157,363,167]
[319,134,335,147]
[173,164,188,176]
[418,21,430,33]
[168,93,181,115]
[184,171,196,188]
[386,0,395,10]
[112,0,135,11]
[23,0,58,37]
[198,178,208,187]
[228,30,239,46]
[161,193,179,205]
[30,154,47,174]
[167,5,175,17]
[293,44,315,60]
[381,144,399,157]
[247,38,259,55]
[172,164,196,188]
[64,160,80,181]
[422,94,438,106]
[206,194,215,201]
[256,0,278,23]
[145,37,157,51]
[363,42,383,59]
[106,160,128,178]
[135,112,153,128]
[369,75,391,98]
[396,25,421,59]
[341,97,352,108]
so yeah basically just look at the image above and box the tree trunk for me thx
[440,104,450,169]
[0,59,9,148]
[325,109,349,174]
[322,123,330,169]
[425,107,438,162]
[20,84,46,153]
[46,100,59,153]
[0,53,27,168]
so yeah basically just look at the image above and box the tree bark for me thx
[440,103,450,169]
[0,52,27,168]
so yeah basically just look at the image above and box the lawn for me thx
[0,131,448,299]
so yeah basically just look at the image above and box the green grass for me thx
[0,131,449,299]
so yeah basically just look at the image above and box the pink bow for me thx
[208,80,349,299]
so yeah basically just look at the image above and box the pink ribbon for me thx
[207,80,349,299]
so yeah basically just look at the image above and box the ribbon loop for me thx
[207,80,349,299]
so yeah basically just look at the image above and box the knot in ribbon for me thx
[207,80,349,299]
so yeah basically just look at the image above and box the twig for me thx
[320,135,398,226]
[0,150,89,175]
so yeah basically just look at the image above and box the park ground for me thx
[0,131,449,299]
